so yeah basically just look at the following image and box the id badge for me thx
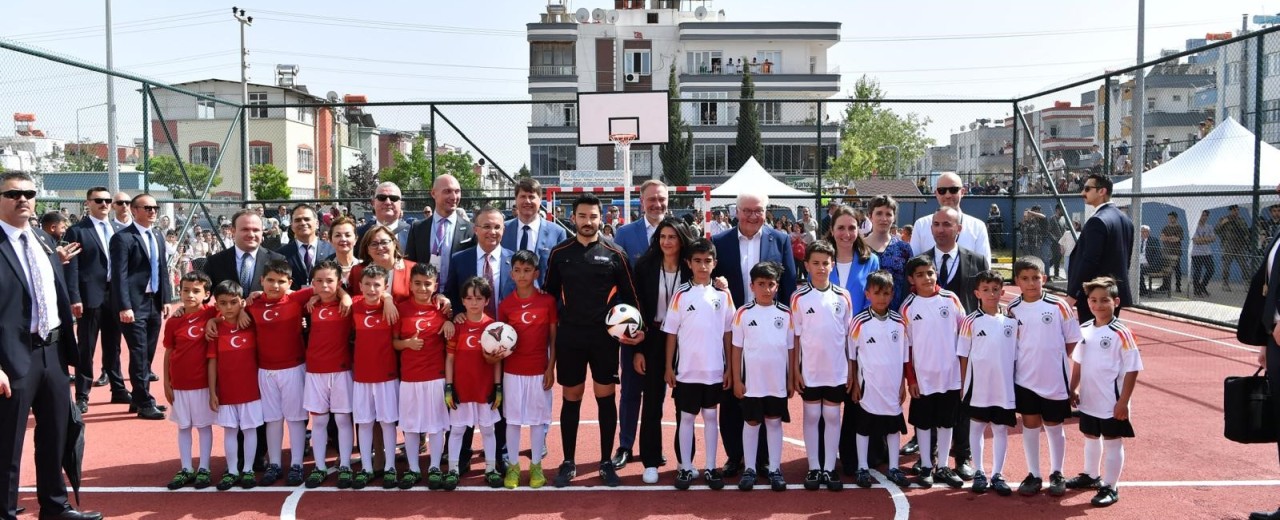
[430,253,442,270]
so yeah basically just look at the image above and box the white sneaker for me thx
[643,467,660,484]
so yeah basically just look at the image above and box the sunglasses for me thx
[935,187,962,195]
[113,201,129,206]
[1,189,37,200]
[375,194,401,203]
[135,205,160,212]
[90,197,112,205]
[1082,185,1100,192]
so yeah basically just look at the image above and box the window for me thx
[296,107,315,125]
[248,92,268,119]
[1267,53,1280,77]
[249,142,272,165]
[196,93,216,119]
[627,149,654,178]
[1147,97,1156,110]
[189,143,218,168]
[1172,94,1182,102]
[969,144,976,158]
[1048,126,1059,137]
[759,101,782,125]
[689,92,730,125]
[692,144,727,176]
[1226,62,1241,85]
[1265,99,1280,123]
[297,146,315,172]
[530,43,575,75]
[687,50,723,74]
[624,50,651,76]
[755,50,781,73]
[533,103,577,127]
[646,12,658,23]
[761,144,828,175]
[530,145,576,177]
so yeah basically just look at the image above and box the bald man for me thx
[406,175,474,288]
[911,173,992,264]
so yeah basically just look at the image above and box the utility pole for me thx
[1130,0,1145,304]
[233,7,252,202]
[105,0,119,194]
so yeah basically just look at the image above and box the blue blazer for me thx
[501,218,567,282]
[110,225,174,312]
[830,253,880,315]
[63,217,124,309]
[614,220,651,266]
[444,246,516,313]
[1066,203,1134,313]
[276,239,336,290]
[710,226,798,307]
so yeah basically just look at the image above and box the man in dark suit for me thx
[407,174,474,288]
[710,193,797,476]
[355,182,410,250]
[1067,173,1134,321]
[276,203,334,290]
[201,210,287,297]
[443,207,516,311]
[1242,183,1280,520]
[110,193,172,420]
[501,178,567,284]
[64,187,129,412]
[0,171,104,520]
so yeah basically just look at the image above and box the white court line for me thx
[869,469,911,520]
[279,488,304,520]
[1122,316,1259,353]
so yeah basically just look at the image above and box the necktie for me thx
[940,253,951,290]
[433,218,447,256]
[302,244,312,279]
[100,221,112,281]
[147,230,160,293]
[520,225,531,252]
[483,253,498,318]
[20,233,50,338]
[239,252,254,296]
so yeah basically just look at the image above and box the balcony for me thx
[530,65,576,77]
[678,21,841,42]
[678,70,841,93]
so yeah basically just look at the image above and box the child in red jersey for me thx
[303,260,357,489]
[394,262,455,489]
[497,250,558,489]
[208,280,264,491]
[163,271,218,490]
[350,264,400,490]
[444,276,503,490]
[249,259,311,487]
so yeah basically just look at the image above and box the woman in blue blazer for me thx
[825,205,880,314]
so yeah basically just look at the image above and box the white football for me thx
[480,321,518,358]
[605,303,644,341]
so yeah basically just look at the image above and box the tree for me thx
[434,150,481,190]
[381,138,431,190]
[249,163,291,202]
[661,65,694,187]
[147,155,220,199]
[828,75,935,184]
[517,163,531,178]
[346,154,378,200]
[60,150,105,172]
[731,67,763,171]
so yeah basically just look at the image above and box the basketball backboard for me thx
[577,91,670,146]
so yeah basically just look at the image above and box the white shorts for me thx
[169,388,217,429]
[258,365,307,422]
[353,380,400,425]
[503,373,553,426]
[399,380,450,434]
[449,402,501,428]
[304,371,354,414]
[217,400,265,430]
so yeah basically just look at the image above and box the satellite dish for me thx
[694,6,707,20]
[591,8,605,21]
[325,91,339,103]
[606,9,619,23]
[575,8,590,23]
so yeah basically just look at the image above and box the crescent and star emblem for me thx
[263,309,280,322]
[519,311,534,325]
[465,335,480,349]
[414,318,431,333]
[186,325,202,338]
[229,336,246,349]
[317,307,335,320]
[363,315,378,328]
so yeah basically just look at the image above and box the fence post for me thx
[1102,74,1111,174]
[430,105,438,182]
[1010,104,1020,268]
[1253,32,1265,242]
[815,100,824,214]
[142,84,151,193]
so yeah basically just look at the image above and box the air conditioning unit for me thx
[625,73,640,83]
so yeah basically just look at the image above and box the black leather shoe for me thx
[39,507,103,519]
[129,403,167,413]
[900,439,919,456]
[92,374,108,387]
[75,399,88,414]
[148,372,159,382]
[611,448,631,470]
[109,394,131,405]
[1249,508,1280,520]
[954,459,975,481]
[721,459,743,478]
[15,506,24,514]
[135,405,166,420]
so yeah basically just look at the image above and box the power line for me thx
[8,10,224,41]
[19,18,232,44]
[255,49,527,72]
[842,19,1230,43]
[250,9,525,37]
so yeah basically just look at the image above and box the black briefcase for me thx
[1224,368,1278,444]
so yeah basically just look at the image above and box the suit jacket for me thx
[0,227,77,378]
[633,254,693,325]
[1067,203,1134,306]
[614,219,654,266]
[110,224,174,312]
[1241,234,1279,346]
[200,245,287,297]
[502,217,567,281]
[924,245,989,314]
[276,239,336,290]
[444,246,516,313]
[406,214,475,284]
[357,219,410,251]
[710,226,798,307]
[63,217,123,308]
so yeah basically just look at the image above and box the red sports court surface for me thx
[13,289,1279,519]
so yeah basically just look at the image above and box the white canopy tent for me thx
[710,156,814,215]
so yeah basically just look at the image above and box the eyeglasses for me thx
[1082,185,1100,192]
[1,190,37,200]
[135,205,160,212]
[739,208,765,216]
[935,186,962,195]
[90,197,112,205]
[369,239,394,249]
[374,194,401,203]
[113,201,129,206]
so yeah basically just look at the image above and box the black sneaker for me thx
[991,473,1013,496]
[351,470,373,490]
[484,469,502,488]
[970,470,989,494]
[1017,473,1042,496]
[823,470,843,491]
[1048,471,1066,497]
[216,472,238,491]
[553,461,576,488]
[1065,472,1101,490]
[738,468,757,491]
[167,469,193,490]
[239,471,257,489]
[286,464,304,486]
[335,466,353,489]
[380,469,399,489]
[768,470,787,491]
[305,468,327,489]
[426,467,444,490]
[855,469,873,489]
[915,468,934,489]
[1091,485,1119,507]
[885,468,911,488]
[259,463,282,486]
[399,470,421,490]
[600,461,621,487]
[704,468,725,490]
[934,466,963,489]
[192,469,213,490]
[674,468,695,490]
[442,469,460,491]
[803,469,823,490]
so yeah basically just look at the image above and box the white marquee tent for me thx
[710,156,813,214]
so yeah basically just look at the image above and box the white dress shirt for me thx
[932,243,959,286]
[475,246,502,305]
[738,229,762,298]
[0,220,61,333]
[88,215,113,280]
[517,216,542,251]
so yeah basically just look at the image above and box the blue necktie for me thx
[147,230,159,293]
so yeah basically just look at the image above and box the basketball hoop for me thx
[609,133,637,148]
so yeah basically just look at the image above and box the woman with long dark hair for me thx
[824,205,880,315]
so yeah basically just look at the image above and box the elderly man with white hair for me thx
[910,172,992,264]
[357,181,411,249]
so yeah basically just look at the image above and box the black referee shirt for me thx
[544,235,640,328]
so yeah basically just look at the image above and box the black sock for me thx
[561,399,581,462]
[597,395,617,464]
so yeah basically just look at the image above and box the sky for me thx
[0,0,1269,171]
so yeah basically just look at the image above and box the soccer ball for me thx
[480,322,518,358]
[605,304,643,340]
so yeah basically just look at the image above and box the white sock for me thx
[404,432,421,472]
[481,425,498,471]
[358,423,376,473]
[1045,423,1066,474]
[918,428,935,469]
[429,431,445,470]
[448,425,467,470]
[765,418,783,472]
[701,408,719,470]
[223,427,239,474]
[177,427,193,471]
[969,421,987,473]
[197,426,213,471]
[240,427,258,473]
[380,421,398,472]
[334,413,354,468]
[1083,436,1103,478]
[266,420,285,465]
[507,424,523,466]
[1022,426,1042,478]
[803,402,822,470]
[530,424,547,465]
[935,427,953,470]
[855,434,870,470]
[743,422,761,472]
[678,411,696,471]
[887,432,902,469]
[311,414,330,470]
[822,405,840,472]
[991,425,1008,475]
[1102,439,1124,488]
[287,420,307,467]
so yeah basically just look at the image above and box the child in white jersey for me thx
[1005,257,1082,497]
[847,270,911,489]
[730,261,793,492]
[958,270,1018,496]
[1067,276,1142,507]
[790,241,854,491]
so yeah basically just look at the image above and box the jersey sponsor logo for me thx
[774,316,785,329]
[593,255,610,262]
[521,303,532,309]
[747,319,758,327]
[1040,312,1054,324]
[1003,325,1014,337]
[976,330,988,337]
[1098,336,1113,350]
[890,330,901,343]
[806,308,816,314]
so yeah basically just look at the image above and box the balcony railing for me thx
[682,65,840,76]
[530,65,576,76]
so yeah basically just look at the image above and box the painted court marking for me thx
[1122,315,1258,353]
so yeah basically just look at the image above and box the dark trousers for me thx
[0,342,70,519]
[637,332,668,468]
[1192,255,1215,292]
[74,296,125,401]
[1269,337,1280,469]
[720,390,769,470]
[119,296,161,407]
[838,397,888,470]
[618,344,644,452]
[1170,255,1184,289]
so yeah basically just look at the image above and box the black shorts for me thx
[853,403,908,437]
[966,404,1018,427]
[555,327,619,387]
[800,385,847,404]
[1078,412,1135,438]
[674,382,723,415]
[740,396,791,423]
[908,389,961,429]
[1014,385,1071,424]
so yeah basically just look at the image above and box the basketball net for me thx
[610,133,637,225]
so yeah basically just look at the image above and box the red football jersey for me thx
[497,291,556,376]
[447,315,496,404]
[247,288,311,370]
[208,321,260,405]
[163,305,217,391]
[352,296,397,383]
[306,298,353,373]
[396,300,448,383]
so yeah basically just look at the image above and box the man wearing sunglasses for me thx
[910,172,993,265]
[1066,173,1134,321]
[64,187,130,413]
[111,191,132,228]
[356,182,411,250]
[111,193,173,421]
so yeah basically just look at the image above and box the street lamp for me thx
[877,144,901,178]
[75,102,109,154]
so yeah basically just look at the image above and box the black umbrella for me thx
[62,403,84,505]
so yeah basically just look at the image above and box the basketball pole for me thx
[621,139,632,225]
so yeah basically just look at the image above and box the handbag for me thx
[1224,368,1278,444]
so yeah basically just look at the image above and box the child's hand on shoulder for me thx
[441,321,455,340]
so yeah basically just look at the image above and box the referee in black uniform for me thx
[543,194,644,488]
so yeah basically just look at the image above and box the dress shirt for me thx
[0,220,61,333]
